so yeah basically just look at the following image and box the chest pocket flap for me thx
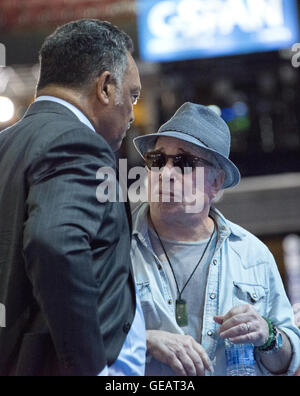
[233,282,267,306]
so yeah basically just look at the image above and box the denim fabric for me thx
[131,203,300,376]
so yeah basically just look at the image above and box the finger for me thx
[156,348,189,376]
[220,322,250,340]
[187,344,214,376]
[213,315,224,325]
[221,305,250,324]
[192,342,214,374]
[169,355,189,376]
[150,343,188,376]
[227,332,257,345]
[219,313,251,335]
[176,349,197,376]
[186,348,205,376]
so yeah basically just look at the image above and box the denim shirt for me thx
[131,203,300,376]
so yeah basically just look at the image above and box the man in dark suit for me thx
[0,19,145,376]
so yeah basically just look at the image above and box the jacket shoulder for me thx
[1,109,115,168]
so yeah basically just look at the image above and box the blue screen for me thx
[137,0,300,62]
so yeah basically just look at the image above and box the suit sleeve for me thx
[23,127,115,376]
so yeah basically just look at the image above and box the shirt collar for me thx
[132,203,245,244]
[132,203,152,246]
[210,206,246,239]
[35,96,96,133]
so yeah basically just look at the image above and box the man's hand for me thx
[214,304,269,347]
[146,330,214,376]
[293,303,300,328]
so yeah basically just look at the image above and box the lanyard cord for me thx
[152,220,216,301]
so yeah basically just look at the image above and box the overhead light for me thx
[0,96,15,123]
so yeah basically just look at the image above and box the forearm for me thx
[259,330,293,375]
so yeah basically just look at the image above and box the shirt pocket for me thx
[137,281,161,330]
[232,282,267,316]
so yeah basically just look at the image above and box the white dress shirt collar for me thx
[35,95,96,133]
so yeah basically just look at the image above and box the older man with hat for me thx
[130,102,300,376]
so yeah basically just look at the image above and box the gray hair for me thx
[37,19,134,91]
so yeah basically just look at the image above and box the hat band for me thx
[160,128,209,149]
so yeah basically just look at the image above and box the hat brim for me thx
[133,131,241,189]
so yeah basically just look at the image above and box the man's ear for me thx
[96,71,115,105]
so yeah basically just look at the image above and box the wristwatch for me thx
[258,321,283,354]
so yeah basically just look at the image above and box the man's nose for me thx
[127,111,134,131]
[130,108,135,124]
[160,159,178,178]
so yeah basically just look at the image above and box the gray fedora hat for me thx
[133,102,241,189]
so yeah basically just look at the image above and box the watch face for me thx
[258,328,283,354]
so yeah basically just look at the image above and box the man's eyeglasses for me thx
[144,151,215,173]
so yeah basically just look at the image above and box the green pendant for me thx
[176,299,188,327]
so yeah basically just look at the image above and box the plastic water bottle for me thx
[225,339,256,376]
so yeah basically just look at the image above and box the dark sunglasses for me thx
[144,151,215,173]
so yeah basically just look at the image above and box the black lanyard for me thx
[152,220,216,327]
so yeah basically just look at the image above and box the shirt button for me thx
[210,293,217,300]
[207,331,213,337]
[252,293,257,300]
[213,259,218,266]
[157,264,162,271]
[168,299,173,305]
